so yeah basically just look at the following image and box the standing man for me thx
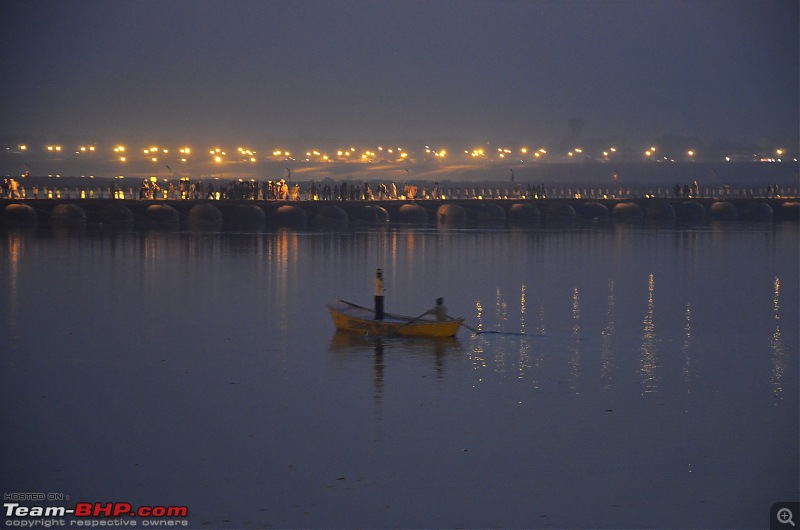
[374,268,385,320]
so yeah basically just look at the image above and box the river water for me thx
[2,221,798,528]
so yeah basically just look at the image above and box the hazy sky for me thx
[1,0,797,147]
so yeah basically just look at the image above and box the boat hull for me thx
[327,303,462,338]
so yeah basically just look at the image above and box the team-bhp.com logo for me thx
[4,501,189,527]
[72,503,187,518]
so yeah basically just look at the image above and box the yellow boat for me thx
[327,300,463,338]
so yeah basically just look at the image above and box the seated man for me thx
[426,297,450,322]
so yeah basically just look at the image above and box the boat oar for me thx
[460,321,530,336]
[462,322,481,334]
[388,310,432,335]
[401,311,430,325]
[339,299,374,313]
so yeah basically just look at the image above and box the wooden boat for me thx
[327,300,463,338]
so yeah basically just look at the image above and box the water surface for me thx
[2,223,798,528]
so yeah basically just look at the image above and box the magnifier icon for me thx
[778,507,796,527]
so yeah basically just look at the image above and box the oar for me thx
[460,321,530,336]
[398,311,428,329]
[462,322,481,334]
[339,299,374,313]
[383,309,442,337]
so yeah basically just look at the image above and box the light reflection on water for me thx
[568,286,581,391]
[682,302,694,393]
[639,272,659,394]
[600,279,615,390]
[771,276,787,399]
[1,223,798,528]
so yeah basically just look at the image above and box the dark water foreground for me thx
[1,223,798,528]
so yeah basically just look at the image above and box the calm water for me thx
[2,222,798,529]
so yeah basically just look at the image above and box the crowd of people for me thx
[673,181,701,198]
[134,178,551,201]
[3,176,549,201]
[2,176,796,201]
[1,178,23,198]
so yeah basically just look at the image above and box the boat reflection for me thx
[328,331,462,373]
[328,332,464,437]
[328,331,463,390]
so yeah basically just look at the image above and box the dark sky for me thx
[1,0,797,148]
